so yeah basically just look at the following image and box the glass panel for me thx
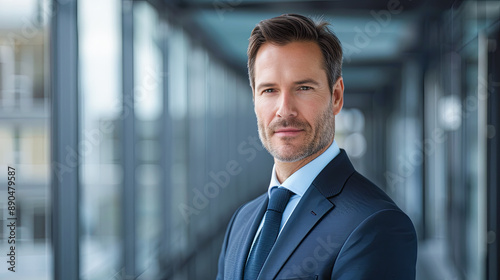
[78,0,122,279]
[133,2,164,277]
[0,0,51,279]
[167,25,189,257]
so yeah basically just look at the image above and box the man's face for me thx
[253,41,344,162]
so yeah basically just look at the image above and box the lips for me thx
[274,128,304,137]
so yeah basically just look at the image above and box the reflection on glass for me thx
[134,1,164,276]
[0,0,51,279]
[79,0,122,279]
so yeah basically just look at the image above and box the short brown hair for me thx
[247,14,343,92]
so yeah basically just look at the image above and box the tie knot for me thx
[268,187,293,213]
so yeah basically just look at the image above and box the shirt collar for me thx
[268,140,341,198]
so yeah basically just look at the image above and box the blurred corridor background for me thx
[0,0,499,279]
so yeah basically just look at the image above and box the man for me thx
[217,14,417,280]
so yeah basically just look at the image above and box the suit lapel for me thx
[258,186,334,278]
[312,149,355,198]
[257,149,355,279]
[230,194,268,280]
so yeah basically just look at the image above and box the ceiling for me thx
[161,0,461,95]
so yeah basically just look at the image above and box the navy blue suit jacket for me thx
[216,149,417,279]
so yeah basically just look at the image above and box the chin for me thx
[274,153,309,163]
[273,147,308,163]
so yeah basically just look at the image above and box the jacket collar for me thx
[256,149,355,279]
[312,149,355,198]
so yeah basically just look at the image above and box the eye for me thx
[299,86,313,91]
[262,88,275,94]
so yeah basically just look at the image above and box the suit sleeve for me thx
[331,209,417,280]
[216,206,242,280]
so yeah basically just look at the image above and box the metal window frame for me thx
[159,18,172,278]
[50,0,80,279]
[122,0,137,279]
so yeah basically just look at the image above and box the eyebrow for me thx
[256,79,320,90]
[294,79,320,86]
[256,82,277,90]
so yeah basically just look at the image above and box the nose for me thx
[276,91,297,118]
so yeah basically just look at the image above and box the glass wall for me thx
[133,1,164,277]
[412,2,500,279]
[79,0,122,278]
[0,0,51,279]
[161,17,271,280]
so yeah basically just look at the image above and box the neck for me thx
[274,140,332,183]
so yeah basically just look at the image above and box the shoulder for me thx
[332,207,417,278]
[331,173,417,277]
[335,171,402,215]
[321,170,416,239]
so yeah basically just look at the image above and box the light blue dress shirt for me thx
[250,140,341,249]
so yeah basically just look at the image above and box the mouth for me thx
[273,128,304,137]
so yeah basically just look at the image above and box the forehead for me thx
[254,41,326,84]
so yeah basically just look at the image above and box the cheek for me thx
[302,105,319,120]
[255,102,274,123]
[306,104,330,128]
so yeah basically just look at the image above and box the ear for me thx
[331,77,344,115]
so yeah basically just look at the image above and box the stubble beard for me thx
[257,101,335,162]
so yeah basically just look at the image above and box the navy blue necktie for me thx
[244,187,293,280]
